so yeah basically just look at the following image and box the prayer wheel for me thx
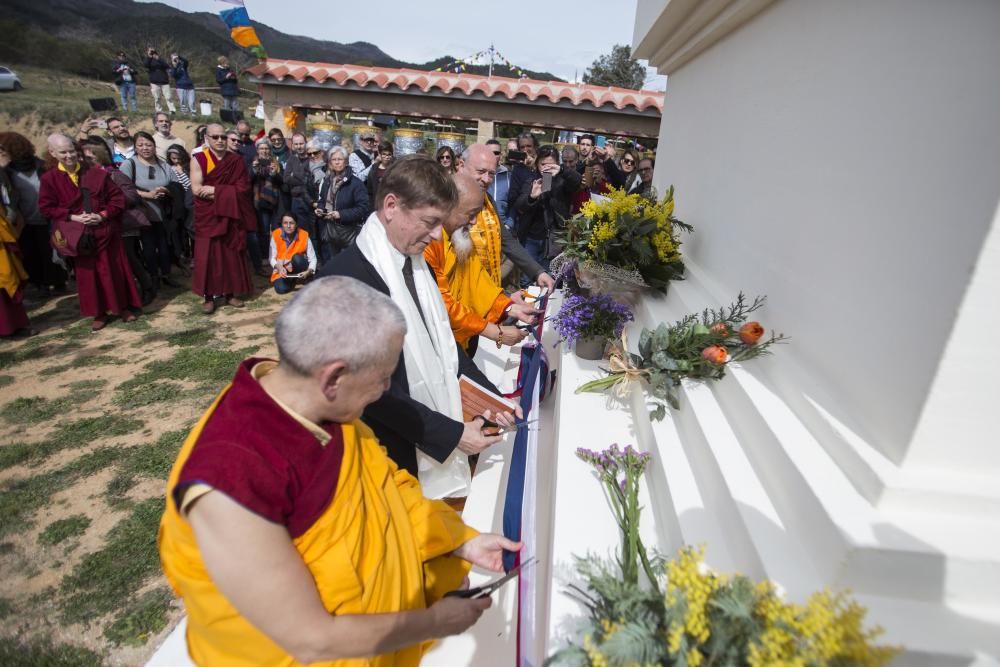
[437,132,465,157]
[393,128,425,156]
[351,125,377,150]
[310,122,342,153]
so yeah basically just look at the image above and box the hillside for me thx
[0,0,561,85]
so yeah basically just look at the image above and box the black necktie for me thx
[401,257,430,334]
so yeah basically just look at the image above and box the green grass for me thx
[141,325,215,348]
[0,636,102,666]
[105,429,187,506]
[59,497,164,624]
[0,374,14,387]
[62,379,108,393]
[117,345,258,395]
[38,514,91,546]
[103,587,172,647]
[0,447,126,538]
[0,396,72,425]
[69,354,126,369]
[111,381,183,410]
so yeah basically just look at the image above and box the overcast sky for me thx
[139,0,666,90]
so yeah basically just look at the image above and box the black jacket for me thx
[514,166,582,242]
[112,59,138,86]
[577,156,626,189]
[216,66,240,97]
[316,171,369,226]
[315,244,500,476]
[505,163,534,231]
[144,56,170,85]
[283,153,313,204]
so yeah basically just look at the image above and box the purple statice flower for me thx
[551,293,634,346]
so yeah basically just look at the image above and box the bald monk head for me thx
[47,133,79,170]
[204,122,227,156]
[446,172,484,263]
[457,144,498,193]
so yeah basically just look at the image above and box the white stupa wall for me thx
[634,0,1000,476]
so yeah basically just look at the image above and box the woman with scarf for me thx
[313,147,369,264]
[38,134,141,331]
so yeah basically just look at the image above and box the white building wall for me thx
[642,0,1000,468]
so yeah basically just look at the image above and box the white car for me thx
[0,66,23,91]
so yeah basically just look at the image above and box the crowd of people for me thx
[0,111,656,338]
[111,48,242,117]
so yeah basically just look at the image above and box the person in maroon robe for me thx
[190,123,254,314]
[37,134,141,332]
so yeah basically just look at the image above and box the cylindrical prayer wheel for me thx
[310,123,342,152]
[351,125,377,150]
[393,128,425,156]
[437,131,465,156]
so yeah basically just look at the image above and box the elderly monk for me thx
[191,122,254,314]
[316,156,519,500]
[37,133,141,331]
[457,144,556,291]
[424,173,537,351]
[159,276,521,667]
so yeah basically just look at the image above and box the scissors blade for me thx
[475,557,536,596]
[496,419,540,435]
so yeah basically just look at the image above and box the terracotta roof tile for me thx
[247,59,663,113]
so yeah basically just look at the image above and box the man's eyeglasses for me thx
[207,134,226,140]
[307,150,321,156]
[363,137,377,142]
[638,167,653,173]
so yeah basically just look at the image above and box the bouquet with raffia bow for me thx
[576,293,787,419]
[551,187,693,294]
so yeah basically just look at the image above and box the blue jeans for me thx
[273,277,297,294]
[522,237,549,286]
[118,82,137,112]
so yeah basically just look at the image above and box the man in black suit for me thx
[316,156,517,487]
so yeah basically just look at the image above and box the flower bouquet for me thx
[551,293,635,360]
[576,293,787,418]
[551,444,899,667]
[551,187,693,297]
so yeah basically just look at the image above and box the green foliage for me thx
[0,374,14,387]
[59,497,164,624]
[0,635,102,667]
[582,44,646,90]
[39,514,91,546]
[103,588,172,647]
[117,345,257,394]
[578,293,788,417]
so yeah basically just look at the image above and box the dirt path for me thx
[0,272,284,665]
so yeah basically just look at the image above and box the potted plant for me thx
[551,293,634,360]
[551,186,693,298]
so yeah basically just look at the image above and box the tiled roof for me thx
[246,59,664,114]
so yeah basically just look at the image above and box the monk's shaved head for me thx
[206,123,224,134]
[453,172,481,202]
[47,133,73,151]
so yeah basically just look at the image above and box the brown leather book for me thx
[459,375,517,422]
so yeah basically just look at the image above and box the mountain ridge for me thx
[0,0,562,84]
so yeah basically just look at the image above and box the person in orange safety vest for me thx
[269,212,317,294]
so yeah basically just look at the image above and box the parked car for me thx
[0,67,23,91]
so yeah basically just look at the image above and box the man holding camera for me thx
[145,47,177,115]
[575,134,625,189]
[169,53,197,118]
[112,52,139,113]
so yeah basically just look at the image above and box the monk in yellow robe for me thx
[457,144,556,292]
[424,174,539,351]
[158,276,521,667]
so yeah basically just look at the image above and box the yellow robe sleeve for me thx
[424,236,512,348]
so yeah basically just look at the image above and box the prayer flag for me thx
[217,0,267,59]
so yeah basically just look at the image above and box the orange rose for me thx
[739,322,765,345]
[710,322,730,336]
[701,345,728,365]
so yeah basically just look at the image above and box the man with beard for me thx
[457,144,555,292]
[190,123,255,313]
[424,173,537,351]
[106,117,135,166]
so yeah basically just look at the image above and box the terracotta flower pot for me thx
[574,336,607,360]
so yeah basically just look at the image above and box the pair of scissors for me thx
[477,417,540,436]
[444,557,537,599]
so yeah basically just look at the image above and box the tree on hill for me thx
[583,44,646,90]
